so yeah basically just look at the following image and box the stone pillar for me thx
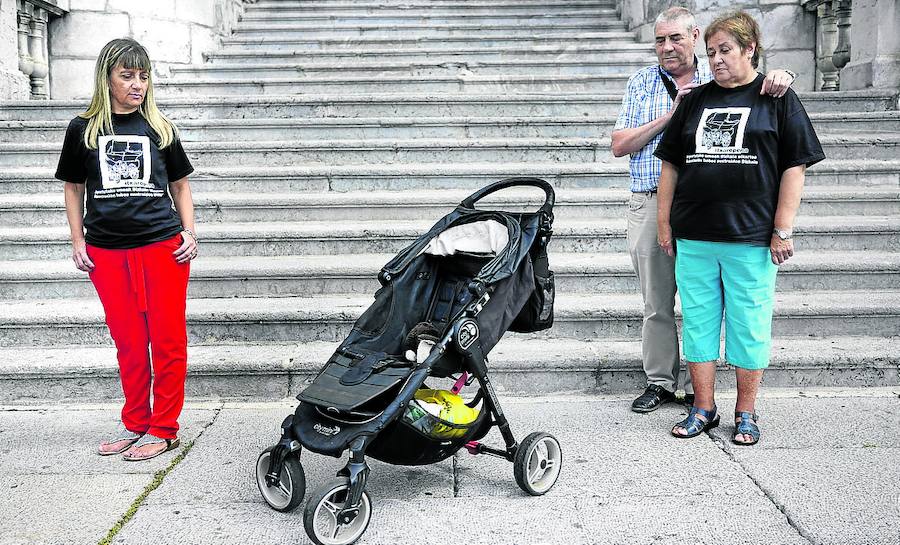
[839,0,900,90]
[0,0,31,99]
[615,0,818,91]
[47,0,251,99]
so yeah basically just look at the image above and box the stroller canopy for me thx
[419,218,509,258]
[383,209,537,287]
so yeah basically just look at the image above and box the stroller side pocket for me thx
[510,248,555,333]
[533,270,555,327]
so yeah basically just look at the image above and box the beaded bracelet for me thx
[183,228,198,243]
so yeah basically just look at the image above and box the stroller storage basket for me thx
[367,399,490,466]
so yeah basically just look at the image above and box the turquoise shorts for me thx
[675,239,778,370]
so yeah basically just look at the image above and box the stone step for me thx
[802,159,900,187]
[249,0,617,7]
[230,22,630,40]
[1,290,898,346]
[1,94,626,120]
[1,91,896,120]
[7,159,900,195]
[6,133,899,168]
[169,58,656,79]
[5,160,900,194]
[2,112,897,144]
[2,187,896,227]
[156,74,634,95]
[206,44,654,65]
[219,33,639,52]
[2,162,629,194]
[1,335,895,401]
[0,116,617,143]
[1,216,897,260]
[238,12,623,26]
[809,111,900,132]
[8,187,618,226]
[2,137,624,168]
[243,4,618,17]
[1,250,897,301]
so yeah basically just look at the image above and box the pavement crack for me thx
[451,453,460,497]
[708,434,820,545]
[96,403,224,545]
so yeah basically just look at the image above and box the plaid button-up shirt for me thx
[614,58,713,193]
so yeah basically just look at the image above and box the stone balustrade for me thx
[15,0,65,99]
[4,0,259,100]
[803,0,854,91]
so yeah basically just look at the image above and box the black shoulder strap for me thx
[658,67,678,101]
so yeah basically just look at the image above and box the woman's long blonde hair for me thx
[80,38,178,150]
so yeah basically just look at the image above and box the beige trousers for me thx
[626,192,691,394]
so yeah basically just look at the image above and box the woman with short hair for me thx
[56,38,197,460]
[654,12,824,445]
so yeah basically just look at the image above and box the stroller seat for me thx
[297,232,501,416]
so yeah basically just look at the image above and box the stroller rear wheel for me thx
[514,432,562,496]
[304,477,373,545]
[256,447,305,512]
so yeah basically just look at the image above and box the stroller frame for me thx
[266,294,517,505]
[256,178,562,545]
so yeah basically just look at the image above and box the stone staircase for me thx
[0,0,898,401]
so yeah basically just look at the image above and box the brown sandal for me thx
[122,434,180,461]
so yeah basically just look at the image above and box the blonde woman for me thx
[56,38,197,461]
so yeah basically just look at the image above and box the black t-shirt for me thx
[654,73,825,245]
[55,111,194,249]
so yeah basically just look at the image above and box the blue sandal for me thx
[672,405,720,439]
[733,411,760,446]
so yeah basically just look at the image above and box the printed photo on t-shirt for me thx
[98,135,152,189]
[695,107,751,154]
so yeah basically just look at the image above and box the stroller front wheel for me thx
[304,477,373,545]
[256,447,305,512]
[514,432,562,496]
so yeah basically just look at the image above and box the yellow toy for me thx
[409,389,480,439]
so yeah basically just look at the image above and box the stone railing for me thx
[16,0,65,99]
[803,0,853,91]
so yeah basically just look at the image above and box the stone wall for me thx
[839,0,900,90]
[0,0,30,99]
[46,0,249,99]
[616,0,818,91]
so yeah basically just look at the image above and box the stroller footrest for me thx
[299,350,413,412]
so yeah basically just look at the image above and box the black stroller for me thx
[255,178,562,545]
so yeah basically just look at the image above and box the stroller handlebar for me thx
[459,177,555,214]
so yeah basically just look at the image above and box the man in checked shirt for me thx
[612,6,796,413]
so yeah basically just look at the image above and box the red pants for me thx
[87,235,190,439]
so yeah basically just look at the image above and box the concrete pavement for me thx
[1,388,898,545]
